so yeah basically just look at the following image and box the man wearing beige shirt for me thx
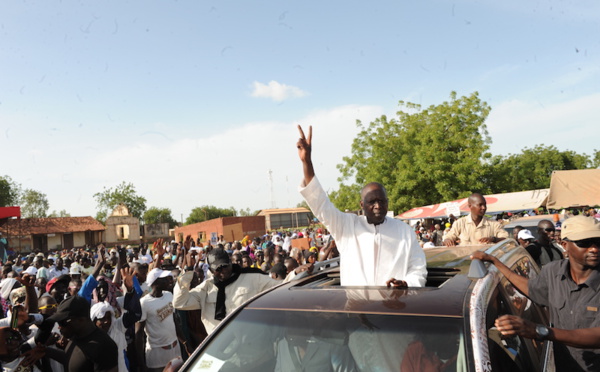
[443,193,508,246]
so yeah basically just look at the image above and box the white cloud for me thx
[250,80,308,102]
[487,93,600,156]
[71,104,383,220]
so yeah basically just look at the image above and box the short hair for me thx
[269,263,287,279]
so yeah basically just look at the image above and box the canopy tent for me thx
[397,189,549,220]
[0,207,21,220]
[546,169,600,209]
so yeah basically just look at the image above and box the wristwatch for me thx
[535,324,550,341]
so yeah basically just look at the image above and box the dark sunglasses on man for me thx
[563,238,600,249]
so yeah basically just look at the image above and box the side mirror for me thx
[468,259,488,279]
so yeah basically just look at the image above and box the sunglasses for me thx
[543,228,556,233]
[39,303,58,311]
[564,238,600,249]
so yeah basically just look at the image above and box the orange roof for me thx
[0,217,105,235]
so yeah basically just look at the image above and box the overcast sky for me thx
[1,1,599,220]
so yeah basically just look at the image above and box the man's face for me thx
[56,259,63,269]
[95,313,112,333]
[538,222,555,243]
[38,297,58,316]
[52,282,68,302]
[97,281,109,302]
[68,281,82,296]
[468,196,487,218]
[241,256,252,268]
[361,185,388,225]
[58,317,79,339]
[231,255,242,265]
[211,264,233,282]
[0,328,21,358]
[135,265,149,283]
[563,238,600,269]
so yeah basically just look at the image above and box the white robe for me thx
[300,177,427,287]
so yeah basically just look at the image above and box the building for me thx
[0,216,105,252]
[142,222,171,243]
[104,204,141,246]
[174,216,265,246]
[257,207,313,231]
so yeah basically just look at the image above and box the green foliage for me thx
[143,207,178,228]
[48,210,71,217]
[96,211,108,224]
[21,189,49,218]
[0,176,21,207]
[592,149,600,169]
[335,91,492,214]
[186,205,236,225]
[328,184,362,212]
[237,207,259,217]
[93,182,147,219]
[487,145,593,193]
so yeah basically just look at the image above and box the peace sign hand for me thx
[296,125,312,162]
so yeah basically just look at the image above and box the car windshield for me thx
[188,309,466,372]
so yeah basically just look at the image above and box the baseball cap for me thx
[562,216,600,241]
[207,249,231,271]
[423,242,436,249]
[48,295,91,323]
[24,266,38,276]
[46,275,71,293]
[517,229,535,241]
[146,268,173,287]
[69,266,80,275]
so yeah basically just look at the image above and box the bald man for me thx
[443,193,509,246]
[297,125,426,287]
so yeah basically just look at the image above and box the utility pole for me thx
[268,169,276,208]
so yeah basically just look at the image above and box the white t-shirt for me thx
[139,291,178,348]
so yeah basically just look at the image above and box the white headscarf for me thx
[90,301,114,322]
[0,278,18,300]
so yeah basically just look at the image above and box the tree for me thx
[0,176,21,207]
[592,149,600,169]
[21,189,49,218]
[48,210,71,217]
[487,145,592,193]
[186,205,236,225]
[143,207,178,228]
[332,91,492,215]
[238,207,259,217]
[94,182,147,220]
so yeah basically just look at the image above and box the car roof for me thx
[243,244,499,319]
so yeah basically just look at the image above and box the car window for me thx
[188,309,466,372]
[486,285,539,372]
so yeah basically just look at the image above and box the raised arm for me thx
[297,125,315,186]
[112,245,127,287]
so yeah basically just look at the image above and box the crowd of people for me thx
[0,124,598,371]
[0,229,330,372]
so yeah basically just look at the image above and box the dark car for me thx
[180,240,554,371]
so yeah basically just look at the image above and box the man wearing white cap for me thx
[136,268,185,372]
[472,215,600,371]
[516,229,538,260]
